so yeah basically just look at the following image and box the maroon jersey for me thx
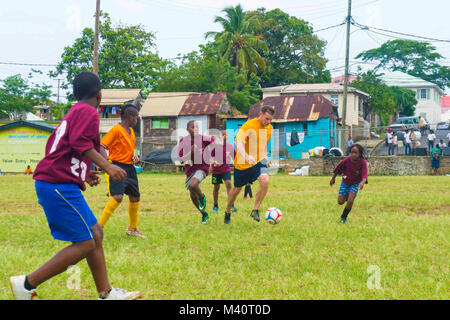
[178,135,214,178]
[33,102,100,191]
[211,143,235,175]
[333,156,368,186]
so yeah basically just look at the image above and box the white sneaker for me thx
[10,275,37,300]
[125,228,147,239]
[98,287,142,300]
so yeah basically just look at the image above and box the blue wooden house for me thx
[226,95,339,159]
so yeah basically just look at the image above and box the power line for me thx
[0,62,57,67]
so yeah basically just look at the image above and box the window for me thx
[152,118,169,129]
[302,123,308,136]
[330,94,339,106]
[417,88,430,100]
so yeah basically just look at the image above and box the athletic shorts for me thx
[35,180,97,242]
[233,160,269,188]
[185,170,207,190]
[431,159,440,168]
[212,171,231,185]
[109,161,140,198]
[338,180,360,196]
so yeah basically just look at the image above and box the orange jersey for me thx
[101,124,136,164]
[234,117,272,171]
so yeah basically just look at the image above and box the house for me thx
[331,74,356,85]
[441,96,450,122]
[138,91,232,157]
[98,88,144,133]
[0,120,55,173]
[226,95,339,160]
[261,83,369,128]
[379,71,444,128]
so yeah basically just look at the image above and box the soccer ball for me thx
[265,207,282,224]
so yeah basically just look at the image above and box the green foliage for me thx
[246,8,330,87]
[356,40,450,90]
[50,12,168,95]
[205,4,268,82]
[0,72,53,119]
[389,86,417,116]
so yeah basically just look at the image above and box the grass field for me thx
[0,173,449,300]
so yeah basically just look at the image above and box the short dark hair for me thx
[187,120,196,129]
[261,105,275,115]
[121,103,139,119]
[72,72,101,101]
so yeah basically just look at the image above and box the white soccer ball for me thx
[265,207,282,224]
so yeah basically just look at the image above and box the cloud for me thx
[365,3,382,28]
[112,0,147,12]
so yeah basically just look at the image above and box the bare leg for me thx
[226,187,242,213]
[213,184,220,205]
[188,177,203,212]
[85,224,111,295]
[253,174,269,211]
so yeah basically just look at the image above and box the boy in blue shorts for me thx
[330,144,368,224]
[9,72,141,300]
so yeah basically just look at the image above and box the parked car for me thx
[388,116,429,132]
[435,121,450,140]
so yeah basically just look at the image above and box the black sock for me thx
[341,208,351,219]
[214,203,218,208]
[24,276,36,291]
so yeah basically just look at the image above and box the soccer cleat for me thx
[126,228,147,239]
[340,216,347,224]
[213,206,219,214]
[231,205,237,212]
[250,209,260,222]
[199,194,207,212]
[224,212,231,224]
[201,212,209,224]
[98,287,142,300]
[9,275,37,300]
[243,197,248,199]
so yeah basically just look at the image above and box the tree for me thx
[50,12,167,95]
[389,86,417,117]
[356,40,450,90]
[247,8,330,87]
[205,4,268,82]
[155,42,261,114]
[350,70,397,125]
[0,72,53,120]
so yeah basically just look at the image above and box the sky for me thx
[1,0,449,101]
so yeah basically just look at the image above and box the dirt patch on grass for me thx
[362,204,449,216]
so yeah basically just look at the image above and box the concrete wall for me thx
[142,156,450,175]
[273,156,450,176]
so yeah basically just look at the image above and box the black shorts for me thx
[109,161,140,198]
[212,171,231,185]
[233,160,269,188]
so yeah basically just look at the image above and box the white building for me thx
[379,71,444,128]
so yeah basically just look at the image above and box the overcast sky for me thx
[1,0,449,100]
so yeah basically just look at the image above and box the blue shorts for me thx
[338,180,359,196]
[35,180,97,242]
[234,160,269,188]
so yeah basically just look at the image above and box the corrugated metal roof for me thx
[179,91,229,115]
[140,92,195,117]
[248,95,337,122]
[0,120,56,132]
[100,89,141,106]
[262,83,370,97]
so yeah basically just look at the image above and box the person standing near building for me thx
[404,129,412,156]
[427,130,436,153]
[387,130,394,155]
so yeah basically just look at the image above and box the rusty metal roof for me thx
[248,95,337,122]
[179,91,229,116]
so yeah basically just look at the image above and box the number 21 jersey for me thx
[33,102,100,191]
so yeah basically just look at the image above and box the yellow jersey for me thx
[234,117,272,171]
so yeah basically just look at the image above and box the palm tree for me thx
[205,4,267,82]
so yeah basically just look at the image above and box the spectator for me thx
[387,130,395,155]
[346,136,354,156]
[436,139,447,149]
[392,132,398,155]
[410,130,417,156]
[447,132,450,145]
[430,145,443,176]
[404,129,412,156]
[25,165,32,175]
[427,130,436,152]
[419,116,427,135]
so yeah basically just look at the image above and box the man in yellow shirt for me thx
[224,105,274,224]
[98,104,145,238]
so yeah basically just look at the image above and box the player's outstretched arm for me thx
[83,148,126,182]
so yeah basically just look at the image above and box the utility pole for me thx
[342,0,352,141]
[93,0,101,75]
